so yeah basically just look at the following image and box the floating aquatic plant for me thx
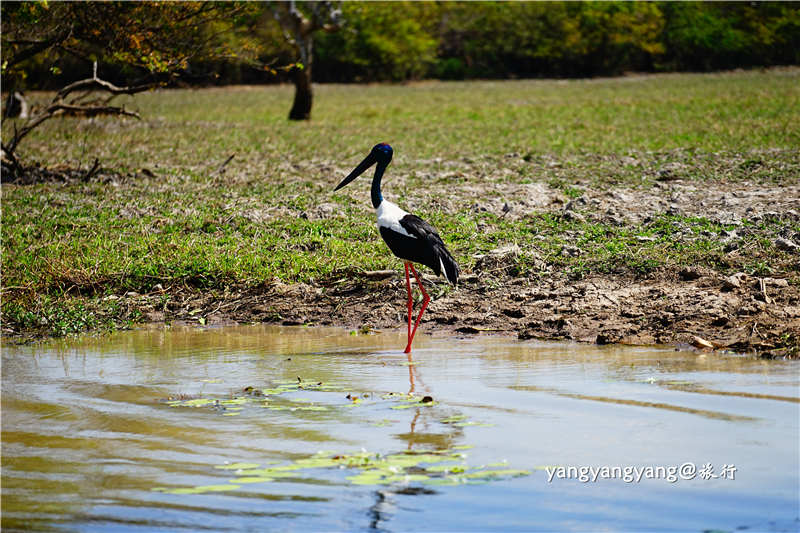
[154,380,522,495]
[161,380,448,417]
[214,462,260,470]
[153,484,240,495]
[153,449,530,495]
[160,378,351,415]
[440,415,468,423]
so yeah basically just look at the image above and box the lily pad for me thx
[167,398,216,408]
[221,397,249,405]
[384,474,430,483]
[296,405,329,411]
[390,401,436,410]
[232,476,275,484]
[292,457,342,469]
[158,484,241,495]
[384,453,455,468]
[235,469,297,478]
[261,388,287,395]
[422,476,466,486]
[214,462,261,470]
[425,464,468,474]
[463,469,530,479]
[346,470,390,485]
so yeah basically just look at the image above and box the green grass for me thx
[10,69,800,168]
[2,69,799,336]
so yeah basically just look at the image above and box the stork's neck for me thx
[371,163,386,209]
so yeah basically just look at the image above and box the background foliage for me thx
[3,1,799,90]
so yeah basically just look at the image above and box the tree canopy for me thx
[3,1,799,89]
[0,1,292,89]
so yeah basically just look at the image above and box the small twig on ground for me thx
[759,278,771,304]
[752,321,765,339]
[216,153,236,175]
[362,269,395,280]
[82,158,101,182]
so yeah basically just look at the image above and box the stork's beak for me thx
[334,151,377,191]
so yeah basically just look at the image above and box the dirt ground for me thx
[122,177,799,359]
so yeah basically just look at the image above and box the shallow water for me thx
[2,325,798,532]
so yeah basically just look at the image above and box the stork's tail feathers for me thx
[434,243,460,286]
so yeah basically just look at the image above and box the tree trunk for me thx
[271,1,340,121]
[288,65,312,121]
[4,91,29,119]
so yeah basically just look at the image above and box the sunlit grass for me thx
[9,69,799,168]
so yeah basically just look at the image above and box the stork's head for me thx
[371,142,393,164]
[334,143,393,191]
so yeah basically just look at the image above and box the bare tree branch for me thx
[57,76,159,100]
[4,63,153,163]
[47,103,141,119]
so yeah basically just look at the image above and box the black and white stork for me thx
[334,143,459,353]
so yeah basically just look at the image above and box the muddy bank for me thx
[97,262,794,359]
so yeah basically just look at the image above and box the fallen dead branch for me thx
[2,62,158,178]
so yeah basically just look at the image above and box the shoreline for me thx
[5,268,797,359]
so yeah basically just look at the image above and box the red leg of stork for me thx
[404,263,413,342]
[404,263,430,353]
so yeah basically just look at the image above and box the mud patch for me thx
[55,261,796,359]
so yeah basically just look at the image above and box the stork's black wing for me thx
[394,214,459,285]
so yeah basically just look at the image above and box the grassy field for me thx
[2,69,799,338]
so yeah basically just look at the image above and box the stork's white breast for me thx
[376,200,415,238]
